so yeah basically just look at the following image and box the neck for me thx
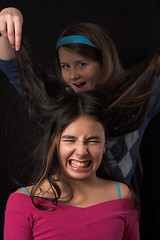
[60,176,110,207]
[69,174,99,188]
[60,175,101,200]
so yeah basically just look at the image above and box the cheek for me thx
[58,145,73,162]
[91,150,104,172]
[91,147,104,162]
[85,68,100,83]
[61,71,69,84]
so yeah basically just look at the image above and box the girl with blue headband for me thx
[0,8,160,189]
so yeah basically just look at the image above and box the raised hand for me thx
[0,7,23,51]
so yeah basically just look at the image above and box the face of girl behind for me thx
[59,47,102,92]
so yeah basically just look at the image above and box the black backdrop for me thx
[0,0,160,239]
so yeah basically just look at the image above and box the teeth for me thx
[74,82,86,87]
[74,83,81,86]
[70,160,90,168]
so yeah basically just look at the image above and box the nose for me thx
[70,67,80,81]
[75,143,88,158]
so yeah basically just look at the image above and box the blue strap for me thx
[115,181,121,199]
[18,187,30,196]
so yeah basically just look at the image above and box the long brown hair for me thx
[14,33,160,212]
[54,23,160,132]
[25,92,140,211]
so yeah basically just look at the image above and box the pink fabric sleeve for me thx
[4,194,33,240]
[123,206,140,240]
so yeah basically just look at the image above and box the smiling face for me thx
[57,116,106,182]
[58,47,101,92]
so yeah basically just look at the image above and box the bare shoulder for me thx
[99,179,131,200]
[15,186,32,195]
[15,181,53,197]
[118,182,131,198]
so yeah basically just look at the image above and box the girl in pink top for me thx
[4,92,140,239]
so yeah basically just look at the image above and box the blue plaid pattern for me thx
[107,130,139,184]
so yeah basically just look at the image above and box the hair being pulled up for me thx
[14,36,160,213]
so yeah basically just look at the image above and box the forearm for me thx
[0,34,15,60]
[0,58,21,93]
[0,35,20,93]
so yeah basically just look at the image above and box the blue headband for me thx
[56,35,96,50]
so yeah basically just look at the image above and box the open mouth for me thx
[73,82,86,89]
[69,160,91,169]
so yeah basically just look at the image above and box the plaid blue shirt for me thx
[1,58,160,185]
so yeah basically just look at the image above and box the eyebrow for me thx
[60,60,86,65]
[87,136,102,140]
[60,62,68,65]
[61,135,77,139]
[61,135,102,140]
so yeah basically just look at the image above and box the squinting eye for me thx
[62,139,75,142]
[88,140,101,144]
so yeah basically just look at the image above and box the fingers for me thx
[14,18,22,51]
[7,15,23,51]
[0,8,23,51]
[0,16,8,38]
[5,17,15,49]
